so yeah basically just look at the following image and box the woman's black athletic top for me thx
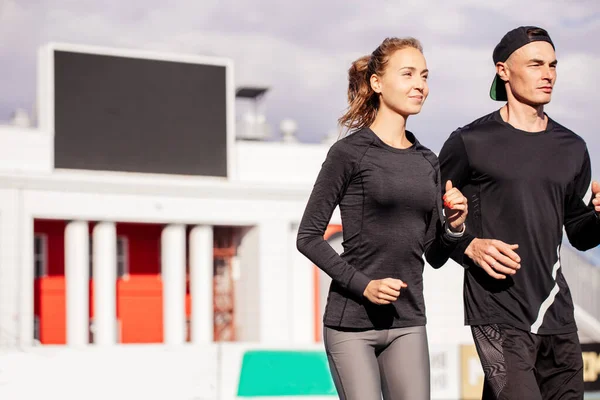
[297,127,462,329]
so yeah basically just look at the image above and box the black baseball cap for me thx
[490,26,555,101]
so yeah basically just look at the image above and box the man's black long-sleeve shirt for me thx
[439,110,600,334]
[297,128,462,330]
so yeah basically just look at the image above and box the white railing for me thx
[561,245,600,328]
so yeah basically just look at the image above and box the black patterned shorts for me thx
[471,324,583,400]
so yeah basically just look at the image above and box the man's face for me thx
[499,41,557,106]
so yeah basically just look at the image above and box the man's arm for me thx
[439,130,476,265]
[439,130,520,279]
[564,148,600,251]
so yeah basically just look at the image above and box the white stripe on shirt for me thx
[531,246,561,334]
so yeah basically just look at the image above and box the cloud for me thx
[547,52,600,155]
[0,0,599,173]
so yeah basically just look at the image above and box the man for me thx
[439,26,600,400]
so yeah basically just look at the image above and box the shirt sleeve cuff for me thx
[452,233,476,268]
[347,270,372,299]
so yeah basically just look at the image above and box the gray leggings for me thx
[323,325,430,400]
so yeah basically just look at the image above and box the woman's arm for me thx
[296,142,372,299]
[424,180,468,269]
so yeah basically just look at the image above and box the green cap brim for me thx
[490,74,507,101]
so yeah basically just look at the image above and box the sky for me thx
[1,0,599,169]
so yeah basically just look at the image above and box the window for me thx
[117,236,129,278]
[34,234,48,278]
[158,241,162,275]
[89,236,93,279]
[33,315,41,344]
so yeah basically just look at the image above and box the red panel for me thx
[116,223,164,343]
[33,220,210,345]
[35,219,66,276]
[34,219,67,344]
[34,220,170,345]
[117,277,163,343]
[36,277,66,344]
[185,280,191,317]
[88,222,95,322]
[117,223,162,275]
[89,280,94,320]
[186,226,192,342]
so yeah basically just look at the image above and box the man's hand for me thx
[363,278,407,305]
[465,238,521,279]
[591,181,600,213]
[443,180,468,231]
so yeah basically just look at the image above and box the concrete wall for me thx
[0,127,52,174]
[234,140,328,185]
[0,343,469,400]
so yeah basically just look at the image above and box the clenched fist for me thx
[443,180,468,232]
[591,181,600,213]
[363,278,408,305]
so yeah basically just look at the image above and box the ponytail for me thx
[337,55,378,133]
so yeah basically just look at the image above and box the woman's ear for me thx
[370,74,382,94]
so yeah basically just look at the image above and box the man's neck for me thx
[499,101,547,132]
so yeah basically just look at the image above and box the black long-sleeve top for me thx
[439,110,600,334]
[297,128,463,329]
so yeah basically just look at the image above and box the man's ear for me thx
[496,62,509,82]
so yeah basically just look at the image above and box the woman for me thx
[296,37,468,400]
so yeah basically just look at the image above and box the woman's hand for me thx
[363,278,407,305]
[443,180,468,231]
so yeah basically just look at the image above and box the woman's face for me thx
[371,47,429,117]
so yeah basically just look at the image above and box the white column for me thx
[20,212,34,347]
[0,189,30,347]
[189,225,213,343]
[257,221,291,342]
[162,224,186,345]
[65,220,89,346]
[92,222,117,345]
[235,226,260,341]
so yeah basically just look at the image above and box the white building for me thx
[0,42,598,400]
